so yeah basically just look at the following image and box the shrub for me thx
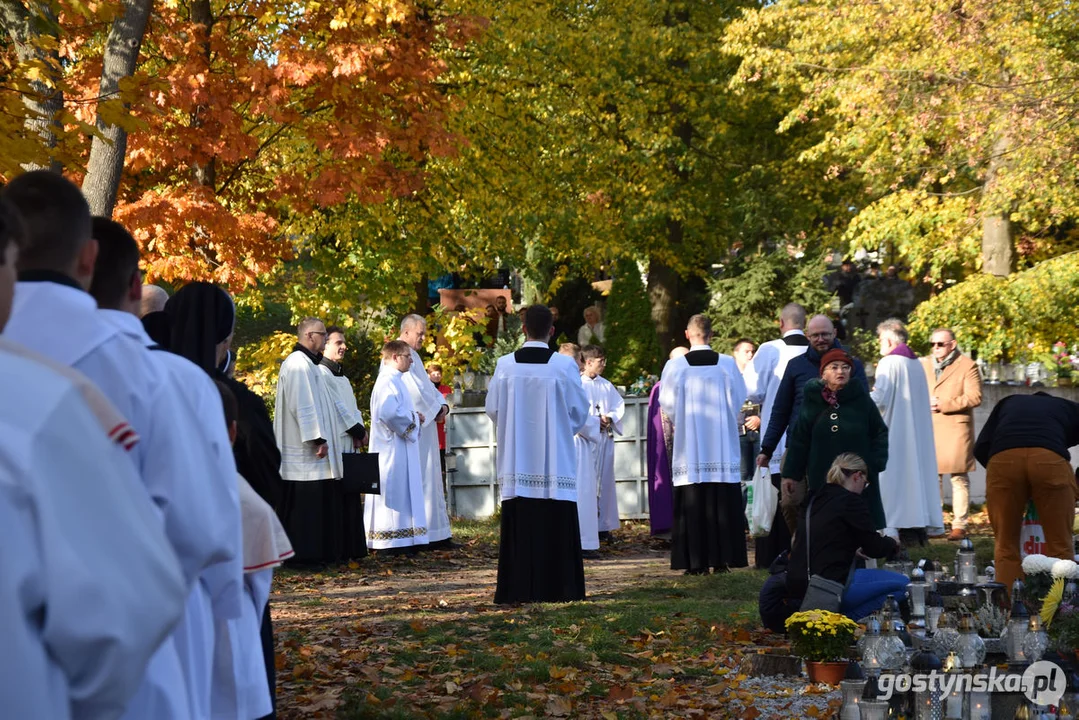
[603,258,664,386]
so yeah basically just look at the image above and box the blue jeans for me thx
[841,569,909,620]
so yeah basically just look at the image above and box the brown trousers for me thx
[986,447,1078,592]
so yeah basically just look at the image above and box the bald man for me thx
[140,285,171,348]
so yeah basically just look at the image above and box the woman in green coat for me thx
[782,348,889,529]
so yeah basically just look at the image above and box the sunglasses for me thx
[930,341,952,347]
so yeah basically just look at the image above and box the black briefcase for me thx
[342,452,381,495]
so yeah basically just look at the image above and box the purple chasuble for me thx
[646,382,674,534]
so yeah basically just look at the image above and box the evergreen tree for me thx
[604,259,665,386]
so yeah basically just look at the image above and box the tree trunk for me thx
[82,0,153,216]
[190,0,216,189]
[981,135,1014,277]
[648,251,683,355]
[0,0,64,171]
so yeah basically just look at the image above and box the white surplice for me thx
[744,331,809,474]
[0,345,186,720]
[365,364,428,549]
[485,342,590,502]
[101,309,244,720]
[399,347,452,542]
[870,354,946,535]
[7,279,240,720]
[574,415,603,550]
[317,361,366,454]
[581,374,625,532]
[211,475,292,720]
[659,346,747,487]
[275,350,341,481]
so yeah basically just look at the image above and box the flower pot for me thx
[1059,376,1073,387]
[806,660,849,685]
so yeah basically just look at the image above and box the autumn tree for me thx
[724,0,1079,285]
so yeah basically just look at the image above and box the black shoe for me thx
[598,531,612,544]
[428,538,458,550]
[684,569,708,576]
[582,550,602,560]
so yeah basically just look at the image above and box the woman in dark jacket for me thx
[782,348,889,528]
[785,453,905,621]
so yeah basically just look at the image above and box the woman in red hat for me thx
[781,348,889,529]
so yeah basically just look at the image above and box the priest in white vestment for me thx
[659,314,748,574]
[90,217,245,720]
[275,317,359,563]
[398,314,454,548]
[744,303,809,567]
[870,319,946,541]
[0,221,186,720]
[486,306,591,604]
[366,341,428,552]
[580,344,626,539]
[559,344,602,554]
[210,380,293,720]
[318,326,369,560]
[3,170,238,720]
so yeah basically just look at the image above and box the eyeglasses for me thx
[308,331,327,337]
[808,332,834,339]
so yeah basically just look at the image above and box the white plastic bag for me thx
[748,466,777,538]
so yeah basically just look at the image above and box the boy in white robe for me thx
[210,380,294,720]
[366,340,429,552]
[560,343,602,554]
[90,217,245,720]
[487,306,591,604]
[870,318,946,542]
[398,314,454,547]
[3,170,238,720]
[659,314,748,574]
[0,215,186,720]
[580,344,626,540]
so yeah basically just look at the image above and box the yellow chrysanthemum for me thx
[1041,577,1065,628]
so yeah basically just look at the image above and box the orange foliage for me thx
[2,0,481,292]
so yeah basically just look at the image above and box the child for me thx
[211,380,293,720]
[580,345,625,542]
[365,341,428,554]
[559,343,602,556]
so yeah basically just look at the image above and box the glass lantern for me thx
[955,615,986,669]
[859,699,890,720]
[1020,615,1049,663]
[942,660,967,719]
[878,618,908,672]
[955,538,977,585]
[1004,579,1031,664]
[908,568,928,617]
[968,674,991,720]
[932,612,960,658]
[926,592,944,634]
[911,647,944,720]
[839,679,867,720]
[859,616,884,674]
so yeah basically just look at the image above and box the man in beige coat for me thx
[920,328,983,540]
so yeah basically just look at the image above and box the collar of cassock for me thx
[319,357,344,376]
[18,269,83,291]
[293,342,323,365]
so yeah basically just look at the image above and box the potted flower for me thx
[1049,342,1078,386]
[1024,556,1079,661]
[785,609,860,685]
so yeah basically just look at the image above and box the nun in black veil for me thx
[164,281,282,719]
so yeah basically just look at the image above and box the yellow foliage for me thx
[234,331,296,402]
[423,306,491,384]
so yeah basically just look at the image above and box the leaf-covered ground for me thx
[272,512,995,719]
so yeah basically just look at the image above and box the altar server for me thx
[318,325,368,559]
[365,341,428,552]
[89,217,244,719]
[560,343,602,554]
[870,318,946,541]
[580,344,625,540]
[2,170,238,720]
[398,314,454,548]
[211,381,293,720]
[0,199,186,720]
[659,314,748,574]
[486,305,590,604]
